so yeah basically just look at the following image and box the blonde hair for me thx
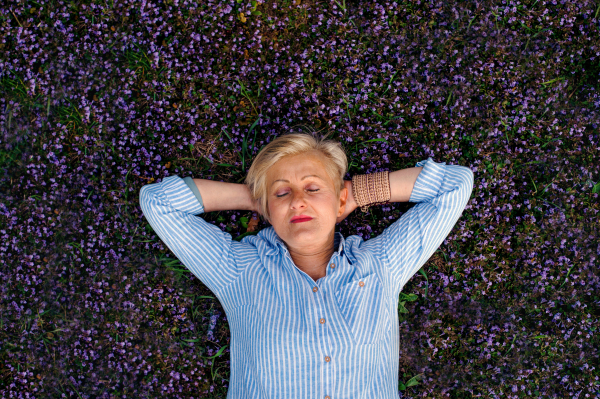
[245,129,348,224]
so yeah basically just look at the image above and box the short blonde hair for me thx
[245,129,348,224]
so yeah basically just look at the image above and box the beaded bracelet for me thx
[351,171,391,213]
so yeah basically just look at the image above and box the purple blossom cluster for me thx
[1,0,599,398]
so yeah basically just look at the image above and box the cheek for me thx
[268,200,285,219]
[320,195,340,216]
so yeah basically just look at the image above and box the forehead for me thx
[267,151,329,182]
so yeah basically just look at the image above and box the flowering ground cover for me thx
[1,0,599,397]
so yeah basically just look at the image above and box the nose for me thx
[290,190,308,210]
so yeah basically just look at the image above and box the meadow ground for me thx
[1,0,599,397]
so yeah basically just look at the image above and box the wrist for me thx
[243,184,258,212]
[351,171,391,212]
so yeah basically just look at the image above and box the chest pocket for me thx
[333,273,385,345]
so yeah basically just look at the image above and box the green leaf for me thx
[398,301,409,314]
[251,10,262,15]
[240,216,249,228]
[221,128,233,142]
[242,134,248,171]
[361,138,388,145]
[560,263,576,287]
[541,77,564,86]
[248,116,261,133]
[399,292,418,302]
[405,375,421,387]
[418,268,429,299]
[202,345,228,359]
[592,181,600,194]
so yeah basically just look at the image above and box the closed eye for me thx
[276,189,319,198]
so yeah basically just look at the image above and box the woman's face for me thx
[266,150,347,251]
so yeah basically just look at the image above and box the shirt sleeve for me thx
[139,175,244,295]
[182,176,204,208]
[363,157,474,295]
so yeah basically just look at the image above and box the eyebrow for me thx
[271,175,323,188]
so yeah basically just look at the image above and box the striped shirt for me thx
[139,157,474,398]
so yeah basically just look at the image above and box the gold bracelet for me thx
[352,171,391,212]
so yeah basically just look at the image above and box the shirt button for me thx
[319,318,325,324]
[324,356,331,362]
[312,286,318,293]
[359,281,365,287]
[330,263,335,268]
[325,396,331,399]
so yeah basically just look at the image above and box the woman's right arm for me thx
[191,178,257,213]
[139,175,256,296]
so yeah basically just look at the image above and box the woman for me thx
[139,131,474,398]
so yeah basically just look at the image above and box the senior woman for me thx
[139,132,474,398]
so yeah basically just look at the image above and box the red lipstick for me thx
[291,215,313,223]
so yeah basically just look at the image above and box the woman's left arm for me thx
[336,165,426,223]
[361,157,474,295]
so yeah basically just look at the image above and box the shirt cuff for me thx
[182,176,204,208]
[155,175,204,215]
[408,157,446,203]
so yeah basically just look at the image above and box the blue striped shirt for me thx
[139,157,474,398]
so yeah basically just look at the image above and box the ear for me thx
[337,186,348,217]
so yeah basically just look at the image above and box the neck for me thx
[286,231,336,282]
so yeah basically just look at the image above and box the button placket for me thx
[310,279,333,395]
[326,256,342,399]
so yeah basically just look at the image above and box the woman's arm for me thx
[192,179,258,213]
[139,176,251,297]
[336,167,423,223]
[389,166,424,202]
[360,158,474,295]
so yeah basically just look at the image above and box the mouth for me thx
[290,217,313,223]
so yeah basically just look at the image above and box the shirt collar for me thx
[259,226,346,256]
